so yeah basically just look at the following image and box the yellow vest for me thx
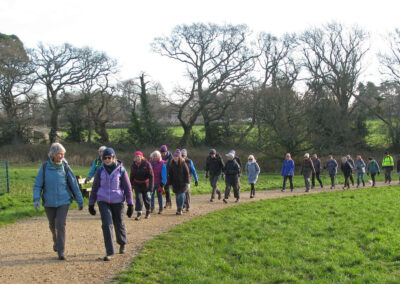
[382,155,394,167]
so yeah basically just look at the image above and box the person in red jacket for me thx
[130,151,154,220]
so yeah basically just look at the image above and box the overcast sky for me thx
[1,0,399,92]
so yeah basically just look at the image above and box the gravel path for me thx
[0,182,388,283]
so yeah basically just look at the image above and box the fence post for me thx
[6,161,10,193]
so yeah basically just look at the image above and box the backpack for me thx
[42,161,76,200]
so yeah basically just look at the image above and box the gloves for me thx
[127,205,133,218]
[89,205,96,216]
[78,204,84,211]
[34,201,40,211]
[195,181,198,187]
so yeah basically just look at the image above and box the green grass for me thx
[117,186,400,283]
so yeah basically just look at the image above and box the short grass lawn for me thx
[117,186,400,283]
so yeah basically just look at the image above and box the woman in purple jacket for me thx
[281,153,295,192]
[88,148,134,261]
[150,150,167,214]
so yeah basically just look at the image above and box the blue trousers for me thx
[151,185,164,210]
[175,192,185,210]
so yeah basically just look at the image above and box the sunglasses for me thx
[248,158,253,160]
[103,156,113,160]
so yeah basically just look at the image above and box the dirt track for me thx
[0,182,388,283]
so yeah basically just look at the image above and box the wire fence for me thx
[0,161,10,195]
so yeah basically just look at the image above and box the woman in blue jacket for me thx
[281,153,295,192]
[33,143,84,261]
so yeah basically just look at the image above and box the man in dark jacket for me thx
[222,152,241,203]
[205,149,225,202]
[341,156,353,190]
[160,145,173,208]
[346,155,355,186]
[311,154,323,189]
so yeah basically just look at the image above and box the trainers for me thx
[103,255,113,261]
[119,244,125,254]
[223,199,228,204]
[176,210,182,215]
[235,198,240,203]
[135,212,142,221]
[281,189,285,192]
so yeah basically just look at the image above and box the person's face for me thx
[329,156,333,160]
[210,153,216,159]
[248,157,253,162]
[357,155,361,160]
[173,156,179,163]
[103,155,114,165]
[134,155,142,163]
[286,154,290,160]
[99,150,103,157]
[153,154,160,162]
[161,151,167,157]
[53,150,65,163]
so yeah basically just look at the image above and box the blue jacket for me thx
[184,158,198,182]
[33,159,84,207]
[87,157,102,179]
[245,161,260,184]
[281,159,295,176]
[324,159,338,175]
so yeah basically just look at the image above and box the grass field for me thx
[117,186,400,283]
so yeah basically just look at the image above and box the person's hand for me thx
[195,181,198,187]
[78,204,84,211]
[34,201,40,211]
[127,205,133,218]
[89,205,96,216]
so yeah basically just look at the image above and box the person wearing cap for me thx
[205,149,225,202]
[88,148,134,261]
[85,145,107,183]
[300,153,316,192]
[382,151,394,184]
[33,143,84,261]
[245,155,260,198]
[160,145,173,208]
[341,156,353,190]
[281,153,295,192]
[222,152,241,203]
[149,150,167,214]
[181,149,198,212]
[367,157,380,187]
[311,154,323,189]
[167,149,190,215]
[346,155,355,186]
[130,151,154,220]
[324,155,338,189]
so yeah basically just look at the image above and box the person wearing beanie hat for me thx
[300,153,316,192]
[245,155,260,198]
[85,145,107,183]
[229,150,242,195]
[149,151,167,214]
[167,149,190,215]
[160,145,173,208]
[130,151,154,220]
[88,148,134,261]
[181,149,199,212]
[205,149,225,202]
[222,151,241,203]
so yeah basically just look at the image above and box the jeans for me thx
[357,172,365,186]
[329,174,336,187]
[98,201,127,256]
[303,172,311,190]
[151,185,163,210]
[134,183,151,213]
[45,204,69,257]
[175,192,185,210]
[282,175,293,190]
[371,173,376,186]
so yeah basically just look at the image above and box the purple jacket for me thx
[150,159,167,186]
[89,161,133,205]
[281,159,295,176]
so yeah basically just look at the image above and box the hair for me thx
[368,157,373,160]
[304,153,310,158]
[341,156,347,162]
[173,156,185,165]
[48,143,66,159]
[98,146,107,152]
[150,150,161,160]
[312,153,317,158]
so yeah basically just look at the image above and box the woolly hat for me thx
[160,145,168,152]
[173,149,182,158]
[181,149,187,157]
[229,150,236,155]
[102,148,116,158]
[134,151,144,157]
[209,149,216,155]
[226,152,234,159]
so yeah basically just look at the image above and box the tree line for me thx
[1,22,400,156]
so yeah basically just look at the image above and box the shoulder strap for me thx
[42,162,47,189]
[120,165,125,178]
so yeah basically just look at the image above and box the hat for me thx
[181,149,187,157]
[134,151,144,157]
[102,148,116,158]
[173,149,181,158]
[304,153,310,158]
[160,145,168,152]
[209,149,216,155]
[226,152,234,159]
[229,150,236,155]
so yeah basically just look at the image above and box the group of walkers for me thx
[33,143,396,262]
[33,143,259,261]
[281,152,397,192]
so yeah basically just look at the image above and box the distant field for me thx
[118,186,400,283]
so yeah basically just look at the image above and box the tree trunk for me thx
[94,120,109,143]
[49,107,60,143]
[179,125,192,147]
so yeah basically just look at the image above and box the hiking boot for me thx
[210,198,214,202]
[176,209,182,215]
[281,188,285,192]
[135,212,142,221]
[58,255,66,261]
[223,199,228,204]
[103,255,113,261]
[185,207,189,212]
[291,188,293,192]
[53,244,57,252]
[145,210,150,219]
[235,198,240,203]
[119,244,125,254]
[305,189,309,192]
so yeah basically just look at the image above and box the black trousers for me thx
[282,175,293,190]
[312,172,323,187]
[224,179,239,199]
[371,173,376,186]
[134,183,151,212]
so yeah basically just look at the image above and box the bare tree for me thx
[0,33,37,144]
[300,23,369,115]
[379,28,400,83]
[152,23,257,145]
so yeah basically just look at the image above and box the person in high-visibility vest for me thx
[382,151,394,184]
